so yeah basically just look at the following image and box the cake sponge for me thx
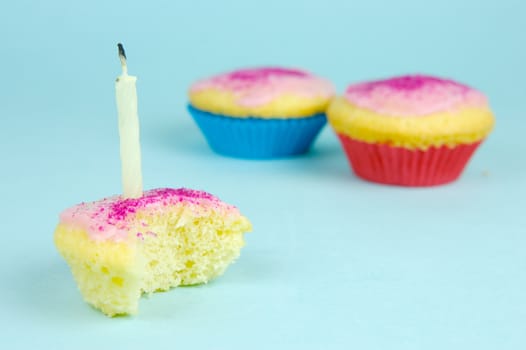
[54,188,252,316]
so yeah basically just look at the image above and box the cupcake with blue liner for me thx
[188,67,335,159]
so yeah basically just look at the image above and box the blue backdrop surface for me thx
[0,1,525,349]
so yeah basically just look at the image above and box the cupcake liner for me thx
[188,105,327,159]
[337,135,483,186]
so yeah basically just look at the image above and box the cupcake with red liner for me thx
[327,75,495,186]
[188,67,334,159]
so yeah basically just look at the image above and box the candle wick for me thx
[117,43,128,75]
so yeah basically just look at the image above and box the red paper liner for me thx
[337,135,483,186]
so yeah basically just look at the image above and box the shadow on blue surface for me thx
[2,250,271,324]
[3,258,103,324]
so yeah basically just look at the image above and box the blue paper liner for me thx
[187,105,327,159]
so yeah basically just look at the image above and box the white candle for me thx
[115,43,143,198]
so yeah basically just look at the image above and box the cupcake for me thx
[188,67,335,159]
[327,75,495,186]
[55,188,252,316]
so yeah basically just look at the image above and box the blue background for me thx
[1,0,525,349]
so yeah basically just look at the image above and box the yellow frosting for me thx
[189,90,331,118]
[327,97,495,150]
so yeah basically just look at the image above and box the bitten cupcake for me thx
[188,67,335,159]
[327,75,495,186]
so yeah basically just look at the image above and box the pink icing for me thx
[59,188,239,242]
[344,75,488,117]
[190,67,335,107]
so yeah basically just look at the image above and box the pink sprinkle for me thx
[229,67,307,81]
[344,74,487,117]
[190,66,335,107]
[58,188,239,243]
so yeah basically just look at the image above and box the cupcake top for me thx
[344,75,488,117]
[59,188,243,242]
[189,67,335,118]
[327,74,495,149]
